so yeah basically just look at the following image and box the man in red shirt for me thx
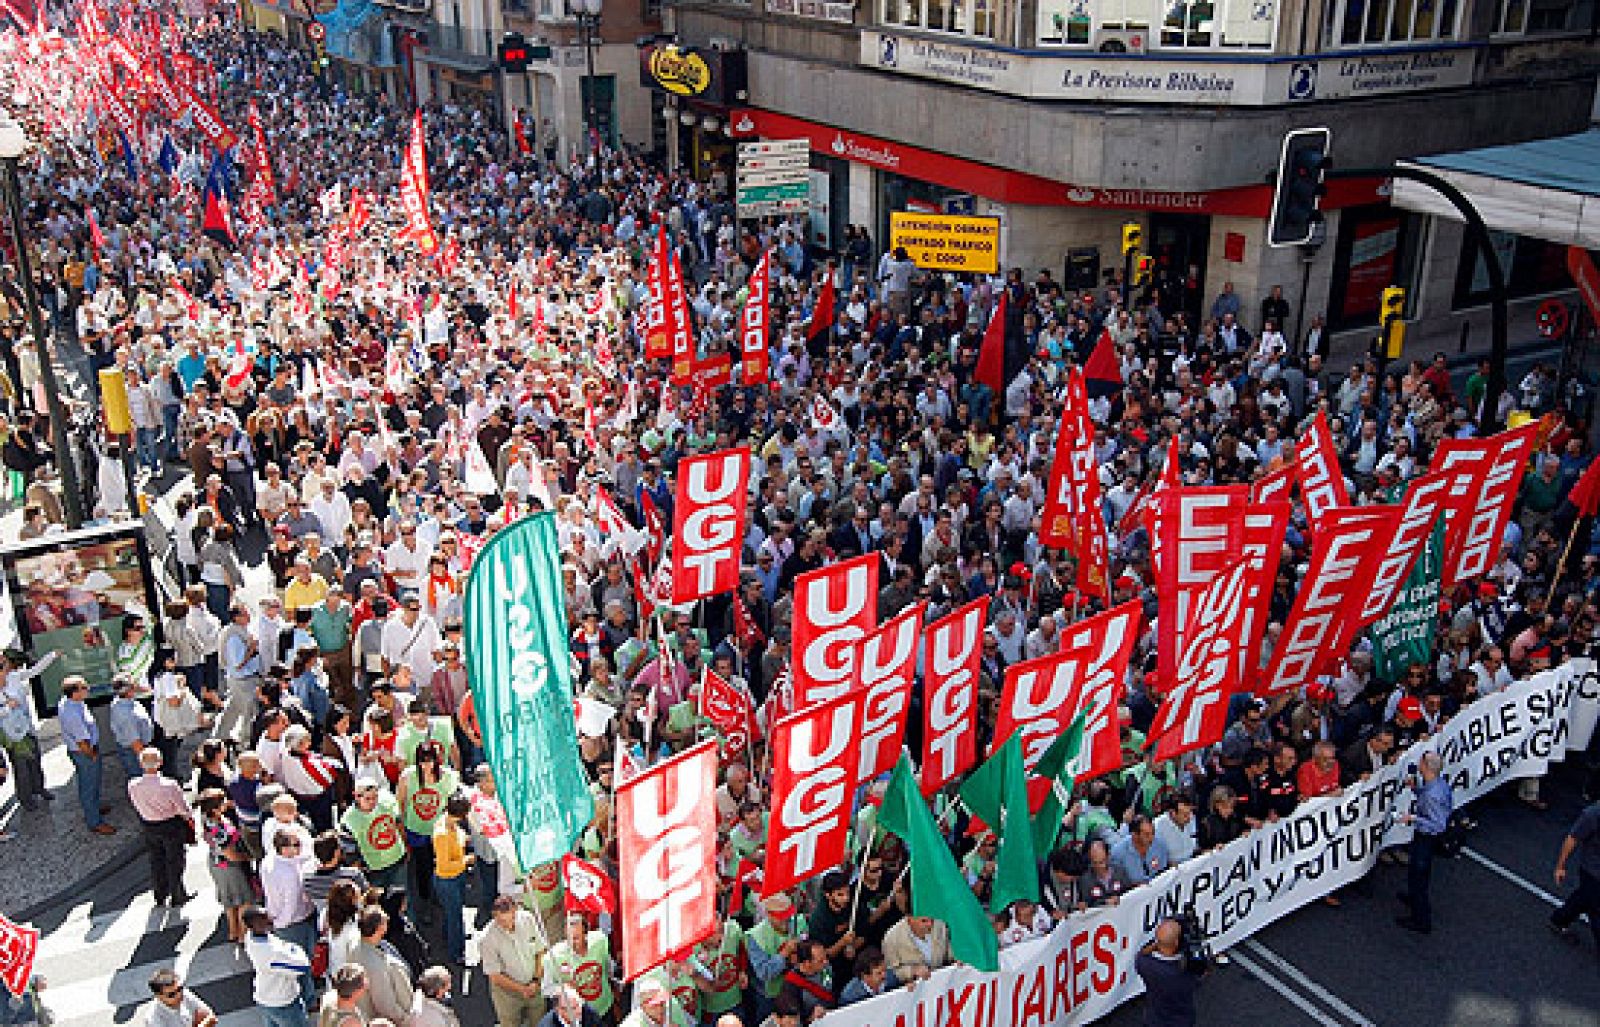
[1296,740,1342,799]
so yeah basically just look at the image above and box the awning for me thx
[1391,128,1600,248]
[416,50,496,74]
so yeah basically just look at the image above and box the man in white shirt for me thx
[384,520,431,595]
[243,905,311,1025]
[381,592,442,686]
[310,478,353,546]
[261,831,319,963]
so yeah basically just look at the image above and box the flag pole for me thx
[1547,514,1586,608]
[847,824,877,929]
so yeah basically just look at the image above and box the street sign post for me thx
[738,138,809,218]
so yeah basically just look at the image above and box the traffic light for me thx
[500,31,531,72]
[1381,286,1406,359]
[1380,286,1406,324]
[1136,255,1155,285]
[1122,221,1143,257]
[1268,127,1331,248]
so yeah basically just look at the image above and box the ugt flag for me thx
[464,512,595,874]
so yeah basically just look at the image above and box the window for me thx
[1497,0,1595,33]
[878,0,997,36]
[1323,0,1461,46]
[1034,0,1274,49]
[1453,232,1583,309]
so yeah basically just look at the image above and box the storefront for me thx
[637,43,747,185]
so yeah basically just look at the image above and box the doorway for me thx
[1149,212,1211,327]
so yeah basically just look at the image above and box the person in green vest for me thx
[1065,779,1122,844]
[396,692,458,770]
[689,913,747,1021]
[723,801,767,877]
[634,957,698,1027]
[619,979,672,1027]
[338,778,409,894]
[519,858,567,947]
[542,910,615,1019]
[1125,752,1181,817]
[746,892,807,1010]
[396,742,459,928]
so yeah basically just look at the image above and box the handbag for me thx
[310,936,330,979]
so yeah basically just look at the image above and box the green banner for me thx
[958,733,1040,911]
[1370,521,1445,683]
[465,512,594,873]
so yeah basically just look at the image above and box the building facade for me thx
[665,0,1600,356]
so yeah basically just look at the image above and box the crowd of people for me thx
[2,7,1600,1027]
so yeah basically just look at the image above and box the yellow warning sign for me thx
[889,213,1001,274]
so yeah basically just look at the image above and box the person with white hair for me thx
[1397,751,1453,935]
[126,748,194,908]
[410,966,460,1027]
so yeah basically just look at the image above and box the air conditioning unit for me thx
[1095,28,1148,54]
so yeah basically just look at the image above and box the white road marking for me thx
[1238,938,1378,1027]
[1228,947,1348,1027]
[1460,846,1563,907]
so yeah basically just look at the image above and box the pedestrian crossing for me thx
[31,846,257,1026]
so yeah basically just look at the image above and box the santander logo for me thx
[830,131,901,169]
[734,113,755,133]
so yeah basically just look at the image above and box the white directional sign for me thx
[738,138,810,218]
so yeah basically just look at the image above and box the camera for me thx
[1175,903,1214,974]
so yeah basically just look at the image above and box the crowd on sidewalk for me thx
[1,8,1599,1027]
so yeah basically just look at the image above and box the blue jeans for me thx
[135,426,161,473]
[434,872,467,962]
[68,749,104,829]
[116,746,141,781]
[257,999,309,1027]
[161,406,181,459]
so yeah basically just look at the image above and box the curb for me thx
[10,835,144,923]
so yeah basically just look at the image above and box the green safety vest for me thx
[400,767,460,837]
[339,792,407,871]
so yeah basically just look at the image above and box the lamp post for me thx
[568,0,603,150]
[0,112,84,528]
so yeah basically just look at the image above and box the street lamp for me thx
[0,111,83,528]
[568,0,603,150]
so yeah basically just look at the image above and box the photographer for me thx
[1135,918,1204,1026]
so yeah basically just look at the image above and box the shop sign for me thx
[766,0,856,24]
[638,43,748,105]
[889,213,1001,274]
[860,30,1478,106]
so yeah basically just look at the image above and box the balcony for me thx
[420,21,502,70]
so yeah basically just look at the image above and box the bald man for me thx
[1134,919,1202,1026]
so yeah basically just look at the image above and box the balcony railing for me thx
[426,21,500,56]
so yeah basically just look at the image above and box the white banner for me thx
[820,659,1600,1027]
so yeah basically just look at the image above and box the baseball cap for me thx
[1397,696,1423,720]
[762,894,796,921]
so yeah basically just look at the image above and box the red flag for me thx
[1569,456,1600,519]
[223,339,251,392]
[247,101,275,202]
[1260,506,1400,696]
[1039,389,1077,550]
[1251,462,1296,505]
[1296,410,1350,534]
[1357,469,1453,627]
[764,692,862,897]
[0,912,38,999]
[514,119,531,155]
[732,593,765,650]
[1066,370,1110,600]
[175,79,238,152]
[1431,422,1539,586]
[806,271,835,344]
[644,226,670,359]
[507,279,519,323]
[1149,557,1256,762]
[639,490,666,571]
[810,392,841,435]
[616,740,719,981]
[87,208,107,255]
[560,854,616,917]
[666,247,694,382]
[852,601,925,784]
[992,601,1143,775]
[919,597,989,794]
[974,289,1007,394]
[790,553,880,710]
[741,250,771,385]
[1151,486,1248,691]
[629,553,656,624]
[397,110,439,257]
[726,857,761,918]
[1082,326,1124,397]
[434,236,460,279]
[1236,502,1292,687]
[699,668,754,759]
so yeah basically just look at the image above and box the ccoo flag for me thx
[464,512,595,874]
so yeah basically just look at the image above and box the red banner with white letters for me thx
[852,601,924,784]
[1431,423,1538,587]
[616,740,719,981]
[791,553,880,710]
[920,597,989,795]
[176,77,239,153]
[670,448,751,604]
[0,912,38,999]
[1236,502,1291,688]
[1150,557,1255,762]
[741,249,771,385]
[1260,506,1399,696]
[1296,410,1349,534]
[644,225,670,359]
[764,692,863,897]
[1251,463,1296,505]
[666,246,695,382]
[1357,469,1452,627]
[993,601,1142,776]
[1151,486,1248,689]
[397,110,438,257]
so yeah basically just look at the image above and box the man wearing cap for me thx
[747,893,806,1013]
[1389,695,1428,750]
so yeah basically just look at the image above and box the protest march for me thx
[0,5,1598,1027]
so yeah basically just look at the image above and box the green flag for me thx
[1030,708,1090,855]
[1369,520,1445,682]
[464,512,595,874]
[958,734,1039,911]
[880,754,999,972]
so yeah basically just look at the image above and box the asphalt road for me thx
[1106,762,1600,1027]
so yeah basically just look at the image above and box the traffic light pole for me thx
[1329,165,1507,437]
